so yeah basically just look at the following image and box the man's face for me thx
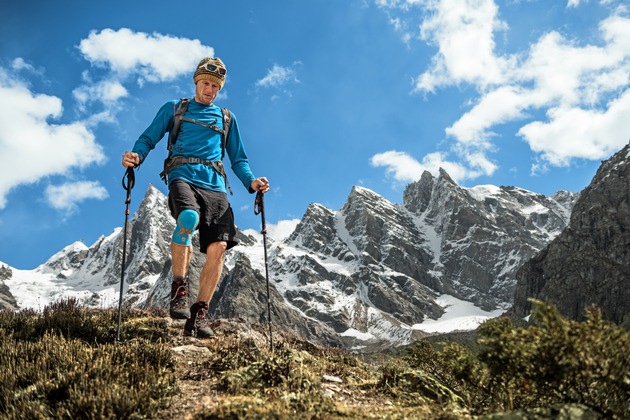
[195,79,221,105]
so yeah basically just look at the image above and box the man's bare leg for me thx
[169,242,193,319]
[171,242,192,278]
[184,241,226,338]
[197,241,227,303]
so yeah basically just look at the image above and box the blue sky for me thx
[1,0,629,269]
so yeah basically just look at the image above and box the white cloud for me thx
[45,181,109,213]
[241,218,300,241]
[0,30,220,213]
[78,28,214,84]
[256,64,300,88]
[415,0,511,92]
[519,89,630,166]
[517,30,623,107]
[444,30,607,150]
[267,219,300,241]
[73,77,128,119]
[464,151,498,176]
[445,85,534,147]
[11,58,35,72]
[75,78,128,105]
[371,150,424,182]
[512,15,630,163]
[0,69,106,209]
[375,1,630,183]
[73,28,217,121]
[370,150,475,184]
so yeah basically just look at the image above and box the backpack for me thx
[159,98,233,193]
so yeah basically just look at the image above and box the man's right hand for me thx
[122,151,140,168]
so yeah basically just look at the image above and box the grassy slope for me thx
[1,299,628,419]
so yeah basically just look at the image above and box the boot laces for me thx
[194,304,210,327]
[171,280,189,308]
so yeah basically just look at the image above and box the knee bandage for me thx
[172,209,199,245]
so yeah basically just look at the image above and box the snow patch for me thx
[340,328,375,341]
[412,294,504,333]
[466,185,501,201]
[335,212,361,257]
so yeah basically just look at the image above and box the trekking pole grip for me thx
[122,167,136,209]
[122,167,135,192]
[254,191,266,233]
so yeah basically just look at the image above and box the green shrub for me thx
[401,300,629,418]
[2,297,627,419]
[177,339,339,418]
[0,297,170,344]
[477,300,630,418]
[0,300,177,419]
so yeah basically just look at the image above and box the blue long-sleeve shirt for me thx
[132,99,256,193]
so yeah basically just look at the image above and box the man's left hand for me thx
[251,177,270,193]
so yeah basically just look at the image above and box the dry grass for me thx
[1,298,627,419]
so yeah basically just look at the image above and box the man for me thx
[122,57,269,338]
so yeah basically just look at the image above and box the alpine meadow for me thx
[1,1,630,419]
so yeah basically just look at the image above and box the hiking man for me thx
[122,57,269,338]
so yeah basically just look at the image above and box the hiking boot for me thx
[169,276,190,319]
[183,301,215,338]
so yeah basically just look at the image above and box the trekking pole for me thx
[254,191,273,352]
[117,166,135,343]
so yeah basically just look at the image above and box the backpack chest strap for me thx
[180,116,226,135]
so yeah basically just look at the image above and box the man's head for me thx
[193,57,226,90]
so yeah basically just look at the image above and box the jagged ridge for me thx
[1,169,579,349]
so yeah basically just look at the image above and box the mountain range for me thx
[2,143,629,349]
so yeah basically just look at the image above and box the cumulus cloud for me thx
[415,0,511,92]
[441,14,630,166]
[267,218,301,241]
[519,89,630,167]
[11,57,36,72]
[373,0,630,183]
[370,150,476,184]
[256,63,300,99]
[0,69,106,209]
[74,29,228,114]
[73,76,128,124]
[0,30,219,212]
[242,218,300,242]
[73,28,216,118]
[78,28,214,84]
[445,86,534,147]
[73,77,128,107]
[45,181,109,213]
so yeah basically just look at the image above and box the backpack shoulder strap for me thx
[220,107,232,160]
[167,98,190,154]
[166,101,230,159]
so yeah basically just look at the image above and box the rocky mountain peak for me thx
[403,170,435,214]
[512,143,630,326]
[39,242,90,277]
[286,202,351,260]
[438,167,457,185]
[2,153,598,348]
[400,167,580,309]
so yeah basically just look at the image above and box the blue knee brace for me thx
[172,209,199,245]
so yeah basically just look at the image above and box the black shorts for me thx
[168,179,238,252]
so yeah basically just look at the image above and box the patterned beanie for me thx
[193,57,227,89]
